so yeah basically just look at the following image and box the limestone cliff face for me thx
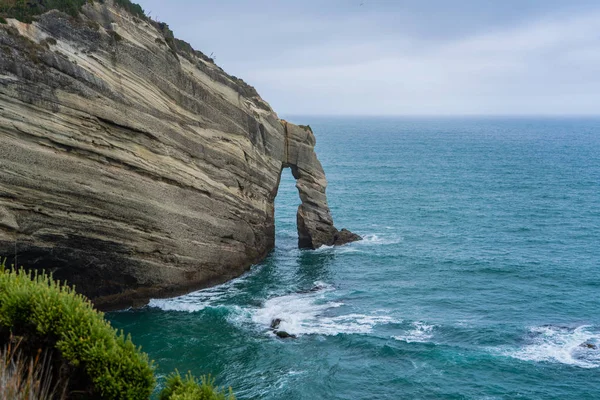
[0,1,359,309]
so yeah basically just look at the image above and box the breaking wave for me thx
[502,325,600,368]
[357,233,403,246]
[248,281,396,336]
[148,279,396,337]
[392,321,435,343]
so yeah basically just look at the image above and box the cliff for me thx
[0,0,359,309]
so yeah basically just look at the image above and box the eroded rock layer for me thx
[282,122,361,249]
[0,1,359,308]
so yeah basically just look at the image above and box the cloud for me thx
[137,1,600,115]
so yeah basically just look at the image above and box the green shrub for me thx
[0,16,7,24]
[113,0,146,19]
[0,0,146,23]
[0,0,89,23]
[159,372,235,400]
[0,259,155,399]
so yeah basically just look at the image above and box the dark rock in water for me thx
[270,318,282,330]
[297,286,324,295]
[580,342,597,350]
[275,330,296,339]
[541,324,571,330]
[334,229,363,246]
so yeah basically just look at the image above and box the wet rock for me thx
[334,229,362,246]
[580,342,597,350]
[297,285,323,295]
[270,318,282,330]
[275,330,296,339]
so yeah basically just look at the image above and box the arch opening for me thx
[274,121,361,249]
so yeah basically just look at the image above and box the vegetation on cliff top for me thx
[298,125,313,133]
[0,0,90,23]
[0,0,144,23]
[110,0,144,19]
[0,259,235,399]
[0,0,261,102]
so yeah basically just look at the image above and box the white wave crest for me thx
[250,282,396,336]
[147,277,397,338]
[313,245,362,254]
[311,233,402,254]
[393,321,435,343]
[357,234,403,246]
[313,245,335,253]
[147,298,206,313]
[147,272,253,312]
[504,325,600,368]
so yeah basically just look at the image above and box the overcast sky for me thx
[136,0,600,116]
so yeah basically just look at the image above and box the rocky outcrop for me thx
[0,1,359,309]
[282,122,361,249]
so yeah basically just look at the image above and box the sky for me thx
[136,0,600,116]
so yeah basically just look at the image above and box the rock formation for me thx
[282,121,362,249]
[0,1,360,309]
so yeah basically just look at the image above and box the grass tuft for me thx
[0,339,66,400]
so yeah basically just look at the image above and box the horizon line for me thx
[281,114,600,119]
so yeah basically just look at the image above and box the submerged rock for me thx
[275,330,297,339]
[580,342,597,350]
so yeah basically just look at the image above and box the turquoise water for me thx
[109,117,600,399]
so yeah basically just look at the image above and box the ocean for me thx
[108,117,600,399]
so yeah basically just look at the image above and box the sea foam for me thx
[148,277,396,337]
[249,281,396,336]
[392,321,435,343]
[357,233,403,246]
[147,270,252,312]
[503,325,600,368]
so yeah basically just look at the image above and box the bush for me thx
[159,372,235,400]
[0,0,146,24]
[0,0,89,23]
[0,259,155,399]
[112,0,146,19]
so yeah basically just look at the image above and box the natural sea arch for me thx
[275,121,361,249]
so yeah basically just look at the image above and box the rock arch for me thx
[280,121,361,249]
